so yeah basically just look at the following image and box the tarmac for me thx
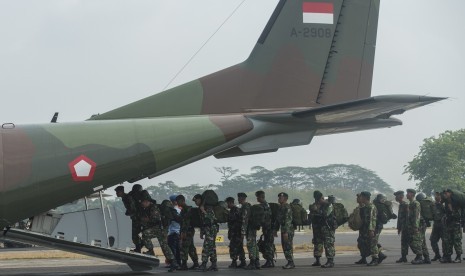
[1,230,465,276]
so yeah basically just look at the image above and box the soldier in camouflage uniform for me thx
[358,191,379,266]
[275,192,295,269]
[440,189,463,263]
[415,192,431,264]
[405,189,425,265]
[175,195,199,270]
[354,193,368,264]
[309,190,336,268]
[114,186,142,252]
[394,190,410,263]
[226,197,246,268]
[256,191,275,268]
[198,204,219,271]
[238,192,260,270]
[139,193,177,272]
[373,194,389,264]
[127,184,145,253]
[430,192,445,261]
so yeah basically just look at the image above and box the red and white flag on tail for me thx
[302,2,334,24]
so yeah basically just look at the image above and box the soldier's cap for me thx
[237,192,247,198]
[225,197,235,203]
[192,194,202,201]
[406,188,416,194]
[132,184,142,192]
[255,190,265,197]
[169,194,177,202]
[278,192,288,198]
[393,190,404,196]
[360,191,371,198]
[176,195,185,201]
[445,188,453,193]
[313,190,323,200]
[376,194,386,200]
[114,185,124,192]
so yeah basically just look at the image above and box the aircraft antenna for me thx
[162,0,248,90]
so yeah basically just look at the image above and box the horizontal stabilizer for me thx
[214,147,278,159]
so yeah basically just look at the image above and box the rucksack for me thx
[450,189,465,208]
[190,207,202,228]
[249,204,266,228]
[418,198,434,221]
[348,206,362,231]
[373,199,394,224]
[269,202,280,223]
[202,190,219,206]
[159,200,179,227]
[332,202,349,226]
[213,202,229,223]
[290,203,307,226]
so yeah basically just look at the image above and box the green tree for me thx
[404,129,465,194]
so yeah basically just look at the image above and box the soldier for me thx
[226,197,246,268]
[238,192,260,270]
[139,193,177,272]
[354,193,368,264]
[394,190,409,263]
[167,195,181,267]
[373,194,388,264]
[415,192,431,264]
[198,202,218,271]
[358,191,379,266]
[275,192,295,269]
[114,186,141,252]
[176,195,199,270]
[430,191,445,261]
[406,188,425,264]
[256,190,275,268]
[308,190,336,268]
[440,189,463,263]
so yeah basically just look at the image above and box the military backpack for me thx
[450,189,465,208]
[290,203,308,226]
[202,190,219,206]
[213,201,229,223]
[348,206,362,231]
[190,207,202,228]
[332,202,349,226]
[418,198,434,221]
[373,199,395,224]
[249,204,266,229]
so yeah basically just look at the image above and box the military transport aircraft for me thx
[0,0,443,271]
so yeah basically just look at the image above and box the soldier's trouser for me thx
[443,223,463,256]
[281,229,294,261]
[142,226,175,261]
[313,226,335,258]
[246,227,259,260]
[419,224,429,257]
[407,230,423,255]
[375,228,383,250]
[201,225,218,263]
[168,233,181,264]
[360,229,379,258]
[229,233,246,261]
[357,234,366,257]
[262,226,275,260]
[430,221,444,256]
[131,219,143,247]
[400,230,409,257]
[180,231,198,262]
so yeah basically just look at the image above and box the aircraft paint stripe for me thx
[302,2,334,14]
[303,13,333,24]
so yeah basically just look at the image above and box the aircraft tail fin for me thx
[92,0,380,120]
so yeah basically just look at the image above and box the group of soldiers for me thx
[115,184,465,272]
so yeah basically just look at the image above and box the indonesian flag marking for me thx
[302,2,334,24]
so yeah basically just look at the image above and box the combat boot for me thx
[179,260,188,271]
[168,260,178,273]
[189,260,199,270]
[282,260,295,269]
[245,259,256,270]
[395,256,408,263]
[321,258,334,268]
[311,257,321,266]
[411,255,424,265]
[378,252,387,264]
[439,255,452,263]
[207,261,218,271]
[431,254,441,261]
[261,259,273,268]
[238,259,247,268]
[367,258,379,266]
[453,254,462,263]
[423,255,431,264]
[133,245,142,253]
[228,259,237,268]
[354,257,367,264]
[255,259,261,270]
[197,261,208,271]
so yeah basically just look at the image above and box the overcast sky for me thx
[1,0,464,194]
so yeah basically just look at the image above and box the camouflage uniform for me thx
[228,205,246,262]
[139,203,175,261]
[406,199,423,257]
[397,201,409,259]
[309,202,335,258]
[241,202,259,260]
[200,206,218,263]
[179,205,199,264]
[442,204,462,258]
[260,201,275,262]
[359,203,378,259]
[126,191,143,249]
[430,201,445,258]
[276,203,294,262]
